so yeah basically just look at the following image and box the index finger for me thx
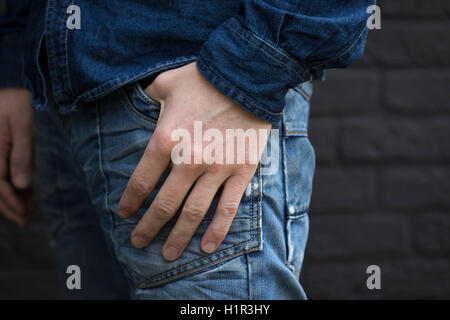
[118,132,171,218]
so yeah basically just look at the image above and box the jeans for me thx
[33,78,315,299]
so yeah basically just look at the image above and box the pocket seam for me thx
[123,87,158,125]
[136,166,262,289]
[137,244,260,289]
[282,131,308,137]
[294,86,311,101]
[135,81,161,107]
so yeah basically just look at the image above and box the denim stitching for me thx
[245,251,252,300]
[123,87,158,124]
[229,18,302,69]
[283,131,308,136]
[228,18,304,81]
[136,223,258,288]
[75,57,197,103]
[95,104,114,221]
[96,101,137,283]
[64,0,76,98]
[136,167,263,289]
[137,246,260,289]
[134,83,160,106]
[294,86,311,101]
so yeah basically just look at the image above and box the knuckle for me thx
[209,225,228,241]
[182,203,205,221]
[153,130,174,154]
[153,199,177,221]
[221,201,239,218]
[129,175,152,197]
[152,71,172,89]
[236,163,254,175]
[133,228,157,241]
[176,162,205,175]
[189,149,203,164]
[205,164,222,175]
[117,202,135,215]
[169,231,190,244]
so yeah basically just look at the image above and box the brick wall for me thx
[0,0,449,299]
[302,0,450,299]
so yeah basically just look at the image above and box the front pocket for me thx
[125,82,161,124]
[113,167,263,289]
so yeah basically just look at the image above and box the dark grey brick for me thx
[302,258,450,299]
[359,22,450,68]
[379,0,450,19]
[309,118,338,164]
[381,166,450,209]
[413,213,450,254]
[310,167,377,212]
[310,69,379,117]
[0,270,62,299]
[386,70,450,114]
[340,117,450,163]
[307,214,411,261]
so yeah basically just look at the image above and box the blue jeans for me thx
[34,78,315,300]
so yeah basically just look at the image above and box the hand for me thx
[0,88,34,226]
[118,62,271,260]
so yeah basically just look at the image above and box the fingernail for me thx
[203,242,216,254]
[132,235,147,248]
[118,210,128,218]
[164,246,180,261]
[14,174,30,189]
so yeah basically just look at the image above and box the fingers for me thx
[201,174,252,254]
[162,172,227,260]
[0,119,28,226]
[9,114,33,190]
[0,180,27,226]
[118,131,171,218]
[131,164,203,249]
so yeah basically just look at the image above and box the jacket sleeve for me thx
[0,0,30,88]
[197,0,376,123]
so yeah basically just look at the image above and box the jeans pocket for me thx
[113,168,262,289]
[124,82,161,124]
[105,90,264,287]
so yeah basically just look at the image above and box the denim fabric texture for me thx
[1,0,374,123]
[1,0,370,299]
[33,68,315,298]
[33,104,130,299]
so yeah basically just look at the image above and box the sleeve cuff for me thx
[197,17,310,124]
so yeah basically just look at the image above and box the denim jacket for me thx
[0,0,375,123]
